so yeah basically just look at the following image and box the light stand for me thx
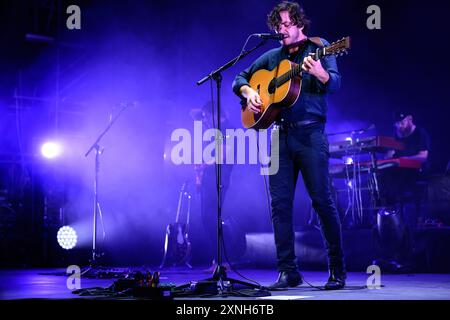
[82,103,132,276]
[178,39,269,293]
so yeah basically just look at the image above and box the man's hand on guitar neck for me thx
[302,54,330,85]
[240,85,262,114]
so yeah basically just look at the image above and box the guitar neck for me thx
[276,64,303,87]
[274,37,350,89]
[276,48,325,87]
[175,194,182,223]
[174,183,186,223]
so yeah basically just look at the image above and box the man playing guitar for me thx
[232,1,346,290]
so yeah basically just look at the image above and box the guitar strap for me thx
[308,37,325,48]
[286,37,323,61]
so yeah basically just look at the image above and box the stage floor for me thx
[1,267,450,300]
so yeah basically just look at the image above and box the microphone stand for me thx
[178,39,269,294]
[82,103,131,276]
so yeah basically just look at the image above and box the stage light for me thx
[57,226,77,250]
[345,157,353,165]
[41,142,63,159]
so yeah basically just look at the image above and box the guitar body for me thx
[162,222,191,267]
[241,59,302,129]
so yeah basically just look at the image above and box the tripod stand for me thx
[82,103,132,277]
[176,39,271,294]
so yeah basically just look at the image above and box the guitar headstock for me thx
[323,36,351,57]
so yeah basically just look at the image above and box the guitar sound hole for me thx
[268,79,276,94]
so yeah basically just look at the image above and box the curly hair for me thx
[267,1,311,34]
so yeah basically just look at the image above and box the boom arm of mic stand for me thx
[84,103,131,157]
[196,39,268,86]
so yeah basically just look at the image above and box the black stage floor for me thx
[1,267,449,300]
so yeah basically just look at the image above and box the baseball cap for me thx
[394,110,411,122]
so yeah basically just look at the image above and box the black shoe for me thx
[324,267,346,290]
[267,271,303,290]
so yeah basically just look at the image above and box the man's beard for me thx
[398,124,414,138]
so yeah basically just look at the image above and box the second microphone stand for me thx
[82,103,132,277]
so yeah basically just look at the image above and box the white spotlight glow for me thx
[41,142,63,159]
[57,226,77,250]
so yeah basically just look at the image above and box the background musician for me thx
[386,111,431,165]
[375,111,431,272]
[381,111,431,212]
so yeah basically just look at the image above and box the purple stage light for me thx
[41,142,63,159]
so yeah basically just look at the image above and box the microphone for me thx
[254,33,286,40]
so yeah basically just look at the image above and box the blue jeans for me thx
[269,122,345,272]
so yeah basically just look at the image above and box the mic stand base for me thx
[175,264,261,296]
[80,253,107,278]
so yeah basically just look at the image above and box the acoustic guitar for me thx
[160,183,192,268]
[241,37,351,129]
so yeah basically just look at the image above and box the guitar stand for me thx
[159,183,193,270]
[159,245,193,269]
[159,242,193,269]
[159,238,193,269]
